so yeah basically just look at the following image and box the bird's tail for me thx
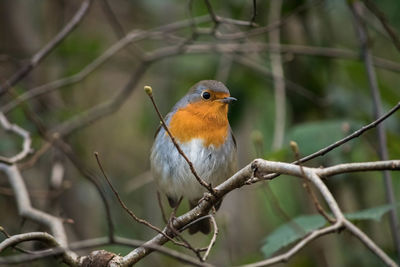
[188,216,211,235]
[187,198,223,235]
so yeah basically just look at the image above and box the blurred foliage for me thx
[262,203,398,258]
[0,0,400,266]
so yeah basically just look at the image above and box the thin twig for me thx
[0,165,78,265]
[0,0,92,97]
[0,112,32,164]
[144,86,216,196]
[204,0,219,26]
[202,215,218,261]
[235,56,326,104]
[349,2,400,260]
[18,142,51,170]
[250,0,257,26]
[10,94,117,244]
[290,141,336,223]
[93,152,188,248]
[362,0,400,53]
[214,0,323,40]
[99,0,143,58]
[157,191,168,224]
[116,159,400,266]
[251,101,400,182]
[0,227,36,254]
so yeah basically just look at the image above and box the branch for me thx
[214,0,323,40]
[250,0,257,26]
[0,112,32,164]
[247,101,400,183]
[318,160,400,177]
[1,16,211,114]
[202,215,218,261]
[93,152,190,250]
[0,236,211,267]
[362,0,400,53]
[146,43,400,73]
[238,222,343,267]
[108,159,399,266]
[235,56,326,104]
[0,232,58,253]
[0,164,78,265]
[349,0,400,260]
[53,64,148,136]
[0,0,93,97]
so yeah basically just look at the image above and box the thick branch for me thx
[0,164,78,265]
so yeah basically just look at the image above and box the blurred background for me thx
[0,0,400,266]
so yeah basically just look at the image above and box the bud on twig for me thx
[144,86,153,97]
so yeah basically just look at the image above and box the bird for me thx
[150,80,237,234]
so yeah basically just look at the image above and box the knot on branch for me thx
[251,159,263,179]
[81,250,116,267]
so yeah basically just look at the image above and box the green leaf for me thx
[261,215,326,258]
[286,120,362,156]
[345,204,396,222]
[261,203,397,258]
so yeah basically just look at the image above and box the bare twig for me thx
[349,1,400,260]
[98,0,143,58]
[18,142,51,170]
[146,43,400,73]
[0,112,32,164]
[0,227,36,255]
[1,16,211,113]
[0,164,78,265]
[202,215,218,261]
[235,56,326,104]
[214,0,323,40]
[157,191,168,224]
[111,159,399,266]
[249,101,400,183]
[204,0,219,26]
[0,236,212,267]
[318,160,400,177]
[53,64,148,136]
[5,42,400,117]
[250,0,257,26]
[0,0,92,97]
[93,152,188,248]
[144,86,216,196]
[290,141,336,224]
[11,97,116,245]
[362,0,400,53]
[98,0,126,40]
[0,232,58,253]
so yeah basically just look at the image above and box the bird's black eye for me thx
[202,91,211,100]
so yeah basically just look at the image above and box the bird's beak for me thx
[219,96,237,104]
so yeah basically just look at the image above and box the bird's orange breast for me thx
[168,99,229,148]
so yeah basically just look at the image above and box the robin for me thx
[150,80,237,234]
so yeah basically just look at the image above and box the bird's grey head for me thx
[184,80,236,104]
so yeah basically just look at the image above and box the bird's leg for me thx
[166,196,182,235]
